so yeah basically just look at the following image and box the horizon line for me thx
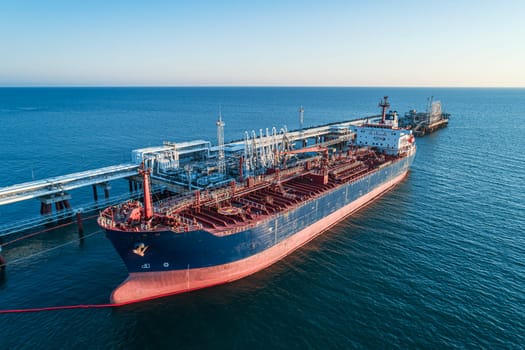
[1,85,524,89]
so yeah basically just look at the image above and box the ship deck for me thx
[99,147,402,236]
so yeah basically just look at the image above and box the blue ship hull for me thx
[105,152,415,275]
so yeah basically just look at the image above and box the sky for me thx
[0,0,524,87]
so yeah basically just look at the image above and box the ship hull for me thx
[107,152,414,304]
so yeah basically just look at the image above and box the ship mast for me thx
[299,106,306,147]
[217,109,226,174]
[138,163,153,220]
[379,96,390,124]
[299,105,304,130]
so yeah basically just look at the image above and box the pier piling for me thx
[92,185,98,201]
[41,203,52,215]
[0,246,6,271]
[76,211,84,237]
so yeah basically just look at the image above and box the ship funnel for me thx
[379,96,390,124]
[138,162,153,220]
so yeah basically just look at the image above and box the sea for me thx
[0,87,524,349]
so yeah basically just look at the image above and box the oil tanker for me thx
[98,97,416,304]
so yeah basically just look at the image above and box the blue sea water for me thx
[0,87,524,349]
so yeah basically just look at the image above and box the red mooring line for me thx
[0,286,205,314]
[0,303,121,314]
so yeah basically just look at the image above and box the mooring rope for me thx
[0,229,101,268]
[0,228,119,314]
[0,214,98,248]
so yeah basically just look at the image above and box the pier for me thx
[0,164,145,237]
[412,118,449,137]
[0,164,139,206]
[399,99,450,137]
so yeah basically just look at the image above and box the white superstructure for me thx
[354,123,414,155]
[354,97,415,155]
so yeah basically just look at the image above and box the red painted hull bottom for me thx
[111,171,409,305]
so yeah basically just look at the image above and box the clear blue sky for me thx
[1,0,523,87]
